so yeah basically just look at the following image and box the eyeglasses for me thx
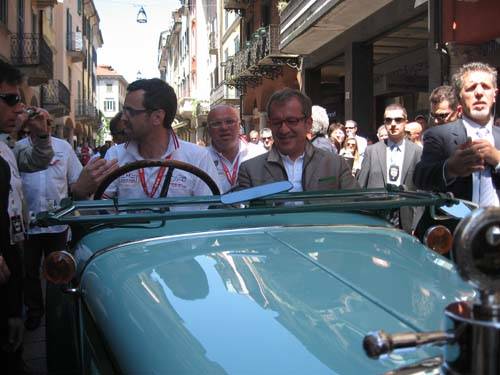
[123,105,152,117]
[384,117,406,125]
[262,136,272,141]
[269,117,306,128]
[345,126,356,130]
[346,143,356,147]
[430,112,451,121]
[0,93,22,106]
[208,118,238,128]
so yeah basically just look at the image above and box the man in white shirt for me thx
[18,133,83,330]
[415,62,500,207]
[358,104,422,233]
[207,105,266,193]
[101,78,219,199]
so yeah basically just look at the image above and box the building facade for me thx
[96,65,127,122]
[0,0,102,147]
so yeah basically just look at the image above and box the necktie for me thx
[477,128,497,207]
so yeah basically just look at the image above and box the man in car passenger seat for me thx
[237,88,359,191]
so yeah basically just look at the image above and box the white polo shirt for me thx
[18,137,83,234]
[208,139,266,193]
[0,141,25,243]
[104,132,220,198]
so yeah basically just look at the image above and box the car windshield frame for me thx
[36,185,459,228]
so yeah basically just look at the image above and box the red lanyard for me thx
[218,154,240,187]
[138,132,179,197]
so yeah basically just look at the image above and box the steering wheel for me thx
[93,160,220,200]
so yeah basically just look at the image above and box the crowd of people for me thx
[1,58,499,373]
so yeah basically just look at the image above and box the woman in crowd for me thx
[328,123,346,153]
[339,136,362,177]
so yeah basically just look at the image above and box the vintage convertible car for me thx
[37,163,478,374]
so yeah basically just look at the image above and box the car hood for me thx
[81,225,473,374]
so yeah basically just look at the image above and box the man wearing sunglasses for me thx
[428,85,461,126]
[99,78,218,199]
[358,103,423,233]
[238,88,358,191]
[207,105,265,193]
[415,62,500,207]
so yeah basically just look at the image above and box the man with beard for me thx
[414,62,500,207]
[207,105,265,193]
[237,88,358,191]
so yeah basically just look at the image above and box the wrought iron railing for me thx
[74,100,98,120]
[41,80,70,115]
[10,33,53,73]
[223,25,298,91]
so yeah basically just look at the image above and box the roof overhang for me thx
[280,0,392,55]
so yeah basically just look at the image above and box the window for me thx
[104,99,116,112]
[77,0,82,15]
[0,0,7,25]
[234,36,240,53]
[106,84,112,93]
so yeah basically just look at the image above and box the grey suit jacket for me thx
[358,139,423,232]
[237,142,359,191]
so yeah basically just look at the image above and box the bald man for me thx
[207,105,266,192]
[405,121,423,147]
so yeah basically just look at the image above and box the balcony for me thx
[66,32,84,62]
[10,34,53,86]
[224,0,250,14]
[74,100,98,123]
[32,0,58,8]
[210,83,239,107]
[41,80,70,118]
[209,32,217,55]
[223,25,298,92]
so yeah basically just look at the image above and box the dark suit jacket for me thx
[358,139,423,232]
[0,156,22,323]
[413,119,500,201]
[237,142,359,191]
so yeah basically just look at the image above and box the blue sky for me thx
[94,0,180,83]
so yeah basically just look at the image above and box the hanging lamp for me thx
[137,6,147,24]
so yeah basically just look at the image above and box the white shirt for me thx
[280,152,305,192]
[0,141,25,243]
[208,139,266,193]
[19,137,83,234]
[386,139,405,186]
[462,116,499,206]
[356,135,368,157]
[104,132,220,199]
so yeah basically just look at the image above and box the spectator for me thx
[260,127,273,151]
[376,124,388,142]
[18,120,83,331]
[339,136,362,176]
[207,105,266,193]
[110,111,128,145]
[405,121,423,147]
[79,141,93,165]
[429,85,461,126]
[249,130,261,145]
[238,88,358,191]
[358,103,422,233]
[415,62,500,207]
[328,123,346,153]
[310,105,336,153]
[345,120,368,157]
[414,114,428,130]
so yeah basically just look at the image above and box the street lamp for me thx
[137,6,147,24]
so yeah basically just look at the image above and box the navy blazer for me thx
[414,119,500,201]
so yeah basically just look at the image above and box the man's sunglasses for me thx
[0,93,22,106]
[384,117,406,125]
[430,112,451,121]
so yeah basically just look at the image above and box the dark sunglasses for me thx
[0,93,22,106]
[430,112,451,121]
[384,117,405,125]
[123,105,153,117]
